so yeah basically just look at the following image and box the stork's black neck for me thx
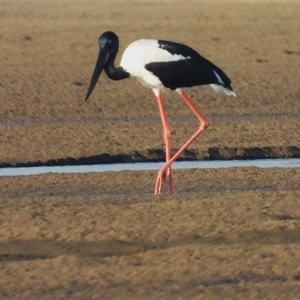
[104,50,130,81]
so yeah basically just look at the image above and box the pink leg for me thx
[155,91,209,194]
[156,93,173,194]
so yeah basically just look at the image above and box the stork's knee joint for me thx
[199,119,209,131]
[203,120,209,130]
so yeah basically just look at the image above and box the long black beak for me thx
[85,48,110,101]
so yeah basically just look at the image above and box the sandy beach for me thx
[0,2,300,298]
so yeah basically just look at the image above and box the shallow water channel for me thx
[0,158,300,177]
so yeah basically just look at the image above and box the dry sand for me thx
[0,2,300,299]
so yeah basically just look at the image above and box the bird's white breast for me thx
[120,39,188,91]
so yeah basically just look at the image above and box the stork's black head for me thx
[98,31,119,53]
[85,31,119,101]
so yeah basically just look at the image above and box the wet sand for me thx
[1,2,300,299]
[1,168,300,299]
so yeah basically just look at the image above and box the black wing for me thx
[145,40,233,91]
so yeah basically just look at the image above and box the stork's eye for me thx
[107,39,112,44]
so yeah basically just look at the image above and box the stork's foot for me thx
[155,170,163,195]
[155,167,173,194]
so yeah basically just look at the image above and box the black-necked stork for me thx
[85,31,236,195]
